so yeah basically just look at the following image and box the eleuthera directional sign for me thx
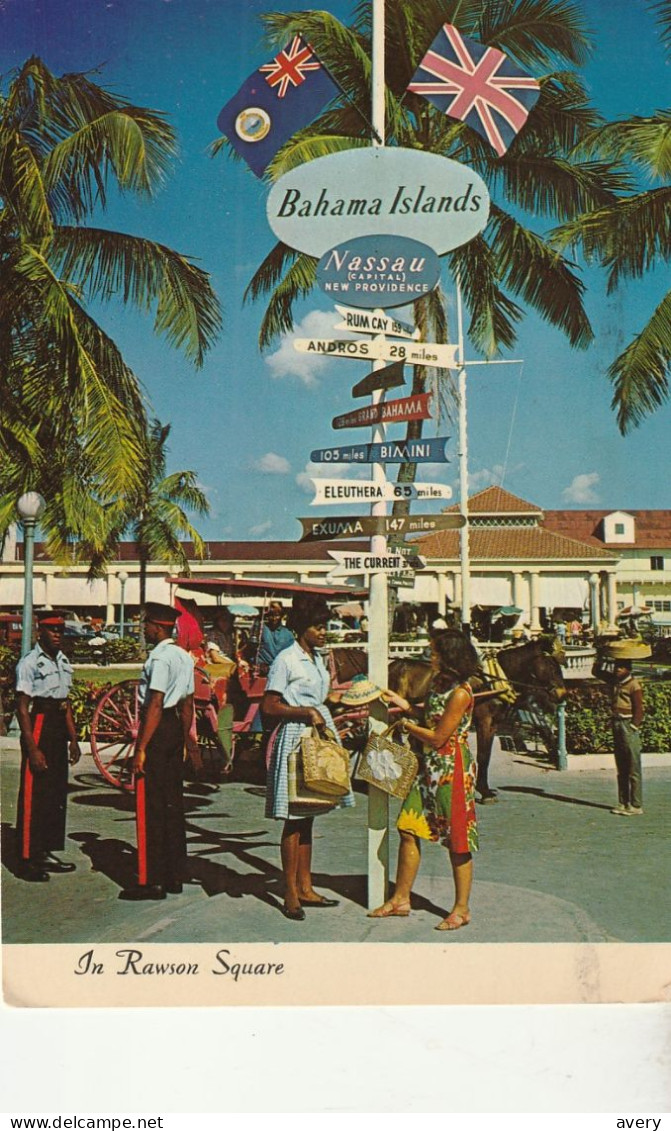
[294,337,458,368]
[334,305,419,340]
[310,437,450,464]
[351,360,405,399]
[299,513,466,542]
[327,550,408,577]
[310,479,453,504]
[332,393,432,431]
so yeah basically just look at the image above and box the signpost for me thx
[326,549,409,577]
[298,512,465,542]
[309,478,453,504]
[351,361,405,398]
[309,437,450,464]
[332,393,432,430]
[294,337,459,368]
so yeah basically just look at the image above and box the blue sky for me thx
[2,0,670,540]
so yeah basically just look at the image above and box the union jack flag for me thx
[259,36,323,98]
[217,34,339,177]
[407,24,540,157]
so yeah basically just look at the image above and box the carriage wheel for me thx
[90,679,140,792]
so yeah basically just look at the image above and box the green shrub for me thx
[566,680,671,754]
[105,638,142,663]
[68,680,114,740]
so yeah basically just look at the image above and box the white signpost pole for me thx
[366,0,390,911]
[456,276,471,630]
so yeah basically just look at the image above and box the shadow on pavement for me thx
[1,821,19,878]
[69,830,137,889]
[499,785,612,811]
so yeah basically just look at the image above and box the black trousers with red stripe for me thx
[17,705,69,862]
[136,710,186,887]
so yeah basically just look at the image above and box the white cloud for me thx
[265,309,354,386]
[295,460,374,493]
[468,464,506,492]
[249,519,273,536]
[562,472,600,504]
[252,451,290,475]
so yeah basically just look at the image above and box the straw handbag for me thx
[301,727,351,797]
[287,740,337,815]
[357,722,418,799]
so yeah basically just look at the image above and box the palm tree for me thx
[552,0,671,433]
[0,57,222,552]
[98,420,209,646]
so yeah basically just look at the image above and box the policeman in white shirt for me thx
[15,609,81,882]
[120,602,194,901]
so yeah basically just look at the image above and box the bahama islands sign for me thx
[266,147,491,258]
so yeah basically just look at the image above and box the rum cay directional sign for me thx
[294,337,458,368]
[310,437,450,464]
[298,512,466,542]
[332,393,432,430]
[334,305,419,339]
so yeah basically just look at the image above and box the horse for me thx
[388,639,567,802]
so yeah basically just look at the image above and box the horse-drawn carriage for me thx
[88,576,369,791]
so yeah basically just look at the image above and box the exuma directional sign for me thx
[332,393,432,430]
[310,437,450,464]
[298,513,466,542]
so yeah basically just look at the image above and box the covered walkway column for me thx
[606,571,618,628]
[589,573,600,631]
[437,570,450,616]
[105,572,115,624]
[529,571,541,633]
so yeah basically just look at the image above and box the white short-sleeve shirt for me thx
[138,639,195,708]
[266,641,330,707]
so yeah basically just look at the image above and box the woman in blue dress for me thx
[262,595,354,921]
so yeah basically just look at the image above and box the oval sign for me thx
[266,147,490,257]
[316,234,441,309]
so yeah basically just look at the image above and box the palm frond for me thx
[576,113,671,181]
[608,289,671,432]
[256,254,318,349]
[449,237,523,356]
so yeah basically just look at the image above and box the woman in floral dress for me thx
[370,630,479,931]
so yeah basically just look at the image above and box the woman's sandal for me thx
[367,900,411,918]
[435,910,471,931]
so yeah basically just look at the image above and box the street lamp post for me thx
[17,492,45,658]
[118,571,129,639]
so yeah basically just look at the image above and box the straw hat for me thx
[603,637,652,660]
[340,677,383,706]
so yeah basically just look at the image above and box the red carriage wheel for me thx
[90,679,141,791]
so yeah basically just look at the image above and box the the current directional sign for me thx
[334,305,419,340]
[327,550,408,577]
[351,360,405,399]
[294,337,458,368]
[310,437,450,464]
[298,512,466,542]
[309,479,453,504]
[333,393,432,430]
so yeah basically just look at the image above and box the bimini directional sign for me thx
[310,437,450,464]
[294,337,458,369]
[309,479,453,504]
[298,512,466,542]
[332,394,432,430]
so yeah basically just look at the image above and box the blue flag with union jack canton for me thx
[407,24,540,157]
[217,35,339,177]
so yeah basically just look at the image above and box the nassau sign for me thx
[332,393,432,430]
[266,147,491,257]
[309,479,453,504]
[310,437,450,464]
[316,235,440,309]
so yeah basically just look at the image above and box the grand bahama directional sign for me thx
[310,437,450,464]
[332,394,432,430]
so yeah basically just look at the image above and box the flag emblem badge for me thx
[407,23,540,157]
[217,34,339,177]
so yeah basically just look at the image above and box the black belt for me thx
[32,697,67,712]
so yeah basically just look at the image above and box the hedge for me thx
[566,680,671,754]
